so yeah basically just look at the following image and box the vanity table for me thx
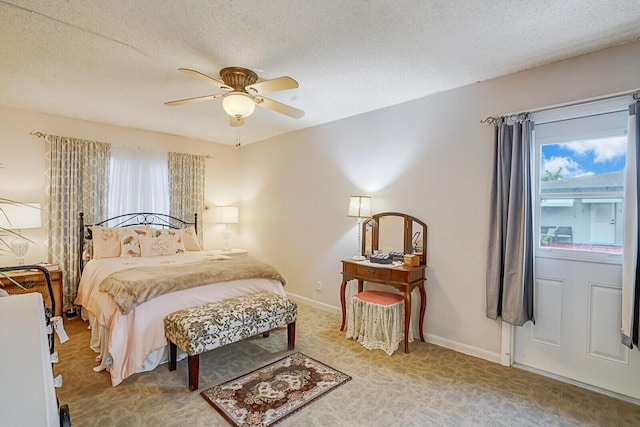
[340,212,428,353]
[339,259,426,353]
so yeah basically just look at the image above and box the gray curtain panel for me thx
[622,99,640,349]
[486,115,535,326]
[45,135,110,310]
[168,152,205,244]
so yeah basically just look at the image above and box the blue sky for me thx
[540,136,627,178]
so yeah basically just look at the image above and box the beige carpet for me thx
[55,299,640,426]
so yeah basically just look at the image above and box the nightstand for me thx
[0,267,63,317]
[211,249,249,257]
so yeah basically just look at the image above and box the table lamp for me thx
[347,196,371,261]
[0,203,42,265]
[216,206,239,251]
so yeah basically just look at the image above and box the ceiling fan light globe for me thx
[222,93,255,118]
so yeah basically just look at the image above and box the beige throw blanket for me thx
[98,257,287,314]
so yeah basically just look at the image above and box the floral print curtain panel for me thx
[168,152,205,245]
[45,135,110,310]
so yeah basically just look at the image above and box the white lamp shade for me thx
[222,93,256,118]
[0,203,42,229]
[217,206,239,224]
[347,196,371,218]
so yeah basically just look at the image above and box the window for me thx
[533,99,629,261]
[107,145,169,219]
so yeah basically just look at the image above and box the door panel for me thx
[531,277,565,347]
[587,282,628,364]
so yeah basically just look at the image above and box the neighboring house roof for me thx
[540,171,624,193]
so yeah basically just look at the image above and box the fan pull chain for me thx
[235,126,241,148]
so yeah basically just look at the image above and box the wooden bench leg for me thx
[168,341,177,371]
[287,321,296,350]
[188,354,199,391]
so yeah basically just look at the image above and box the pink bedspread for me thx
[75,252,286,386]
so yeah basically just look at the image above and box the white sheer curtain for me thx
[108,146,169,218]
[623,98,640,349]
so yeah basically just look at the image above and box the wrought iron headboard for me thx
[78,212,198,273]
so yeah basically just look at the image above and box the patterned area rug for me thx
[201,352,351,426]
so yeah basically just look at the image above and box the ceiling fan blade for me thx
[254,96,305,119]
[229,117,245,127]
[177,68,230,90]
[246,76,299,95]
[164,94,224,106]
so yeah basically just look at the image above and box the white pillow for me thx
[91,226,122,258]
[182,226,201,251]
[139,235,177,257]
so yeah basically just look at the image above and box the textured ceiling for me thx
[2,1,640,145]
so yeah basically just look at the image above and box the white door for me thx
[514,100,640,401]
[590,203,615,244]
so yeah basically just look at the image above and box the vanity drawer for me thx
[356,265,391,281]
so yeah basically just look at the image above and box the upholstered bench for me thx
[164,292,297,391]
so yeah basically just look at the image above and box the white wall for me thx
[0,108,241,265]
[239,41,640,362]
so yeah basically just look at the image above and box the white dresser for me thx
[0,293,59,426]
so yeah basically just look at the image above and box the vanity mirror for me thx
[362,212,427,265]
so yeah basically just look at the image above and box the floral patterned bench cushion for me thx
[164,292,297,356]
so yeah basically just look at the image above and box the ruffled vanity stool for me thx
[346,290,412,355]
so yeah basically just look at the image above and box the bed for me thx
[73,212,287,386]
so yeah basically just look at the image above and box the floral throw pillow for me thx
[118,228,148,258]
[149,228,185,254]
[139,235,177,257]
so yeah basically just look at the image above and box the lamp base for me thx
[352,255,367,261]
[222,227,232,252]
[11,237,29,266]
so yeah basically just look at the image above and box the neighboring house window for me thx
[107,145,169,218]
[533,101,628,261]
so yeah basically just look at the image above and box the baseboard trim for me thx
[513,363,640,406]
[424,333,502,364]
[286,291,501,364]
[286,292,341,314]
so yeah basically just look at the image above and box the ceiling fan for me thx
[164,67,304,127]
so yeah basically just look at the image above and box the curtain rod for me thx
[29,131,213,159]
[481,88,640,124]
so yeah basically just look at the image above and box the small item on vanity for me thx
[388,251,404,260]
[36,263,60,271]
[403,254,419,266]
[369,254,393,264]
